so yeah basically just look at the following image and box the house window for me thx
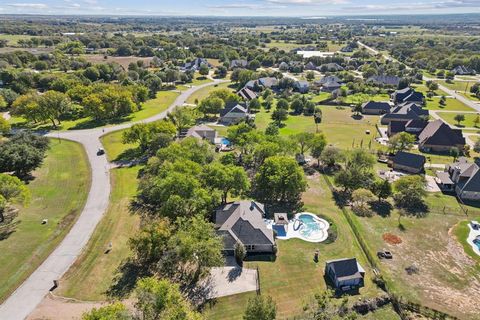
[245,245,255,251]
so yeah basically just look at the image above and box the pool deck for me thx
[467,222,480,256]
[266,212,330,243]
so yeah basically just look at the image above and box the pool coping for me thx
[466,223,480,256]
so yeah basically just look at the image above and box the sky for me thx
[1,0,480,16]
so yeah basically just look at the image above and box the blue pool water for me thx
[298,214,322,238]
[474,239,480,250]
[221,138,231,146]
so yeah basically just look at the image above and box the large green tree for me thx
[254,156,307,206]
[244,295,277,320]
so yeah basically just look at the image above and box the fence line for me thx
[321,172,458,320]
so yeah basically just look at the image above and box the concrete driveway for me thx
[0,80,227,320]
[425,175,441,192]
[206,266,258,299]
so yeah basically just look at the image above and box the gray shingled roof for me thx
[362,101,391,112]
[215,201,274,249]
[393,151,426,170]
[326,258,364,281]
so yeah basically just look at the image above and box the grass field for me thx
[100,129,137,162]
[0,34,43,46]
[11,90,180,131]
[58,166,140,301]
[255,106,380,149]
[205,174,385,319]
[0,139,90,302]
[437,80,476,92]
[437,112,480,128]
[186,82,233,104]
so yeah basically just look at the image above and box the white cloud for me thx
[7,3,48,9]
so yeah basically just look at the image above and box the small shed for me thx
[325,258,365,291]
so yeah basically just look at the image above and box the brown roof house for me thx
[437,158,480,201]
[237,87,258,101]
[418,120,465,153]
[185,125,218,144]
[325,258,365,291]
[215,201,275,254]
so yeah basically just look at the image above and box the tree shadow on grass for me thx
[69,116,132,130]
[106,259,151,299]
[370,200,393,217]
[0,209,19,241]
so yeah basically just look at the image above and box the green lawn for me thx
[0,34,44,45]
[424,96,474,111]
[100,129,138,162]
[58,166,140,301]
[343,93,390,105]
[437,80,476,92]
[0,139,91,302]
[205,174,384,319]
[437,112,480,128]
[11,90,180,131]
[255,106,380,149]
[186,82,233,105]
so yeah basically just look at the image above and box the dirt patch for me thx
[382,233,402,245]
[28,294,134,320]
[82,54,154,70]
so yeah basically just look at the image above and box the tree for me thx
[254,156,307,206]
[271,108,288,125]
[454,114,465,126]
[244,295,277,320]
[291,98,304,114]
[122,121,176,153]
[37,90,71,128]
[82,278,203,320]
[313,107,322,133]
[167,107,197,136]
[426,80,439,92]
[334,149,375,192]
[0,173,29,223]
[352,104,363,116]
[351,188,375,216]
[371,179,392,202]
[214,66,227,78]
[199,64,209,76]
[234,242,246,265]
[292,132,315,155]
[198,97,224,118]
[276,98,289,110]
[320,146,344,167]
[388,132,415,153]
[249,98,261,112]
[450,147,460,161]
[201,163,250,204]
[439,95,446,107]
[303,290,356,319]
[0,132,49,179]
[171,215,224,282]
[309,134,327,167]
[393,175,427,214]
[306,71,315,81]
[263,96,274,110]
[82,303,130,320]
[474,115,480,128]
[0,117,10,135]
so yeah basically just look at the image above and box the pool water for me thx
[221,138,231,146]
[298,214,323,238]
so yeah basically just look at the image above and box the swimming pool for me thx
[266,212,329,243]
[296,213,329,241]
[221,138,231,146]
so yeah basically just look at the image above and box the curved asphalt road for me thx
[0,79,227,320]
